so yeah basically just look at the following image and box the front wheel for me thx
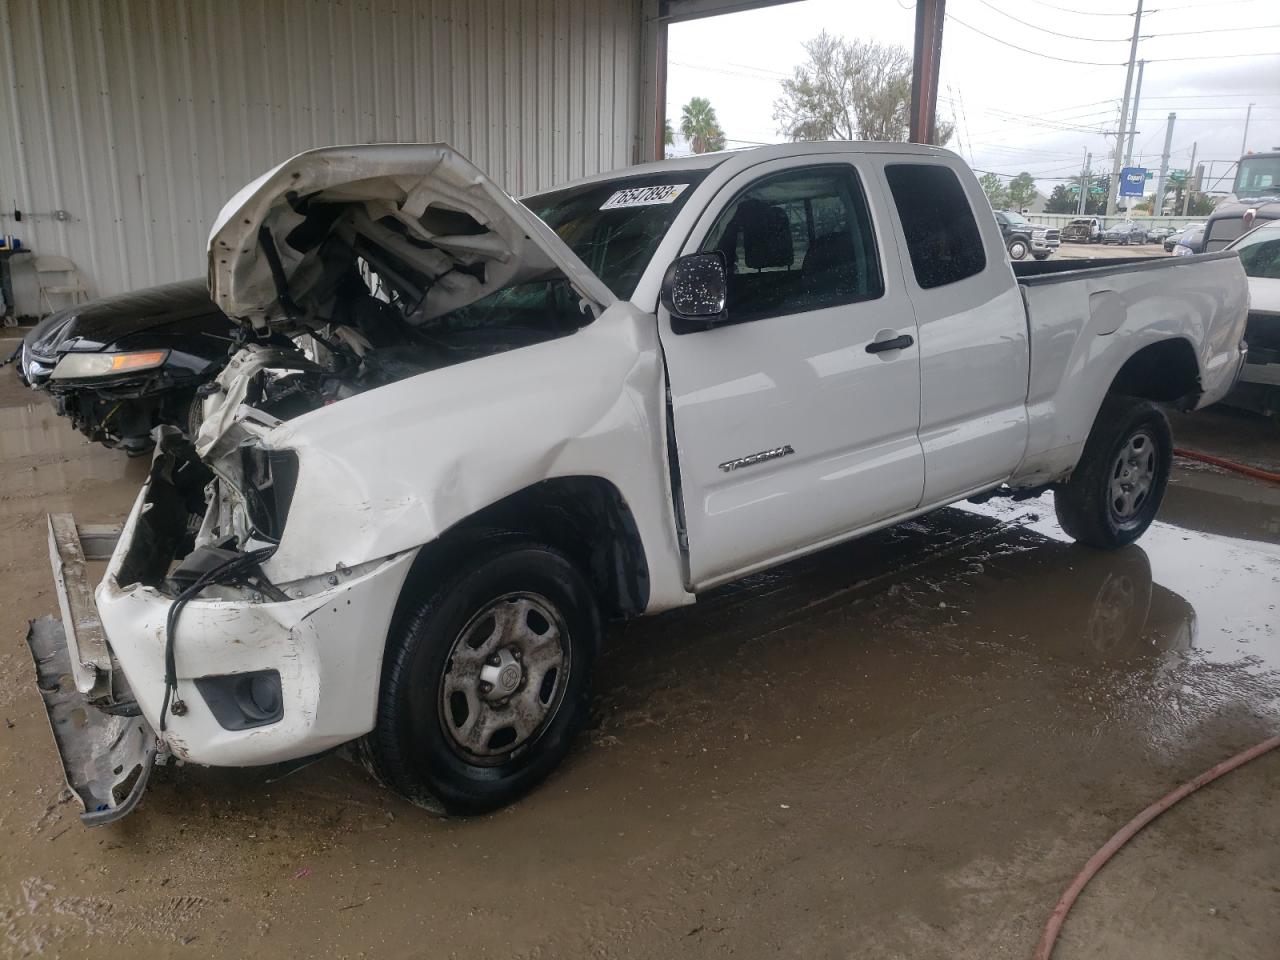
[1008,238,1029,260]
[1033,252,1051,261]
[1053,396,1173,549]
[360,541,601,814]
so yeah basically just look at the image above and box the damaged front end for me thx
[28,143,633,825]
[29,415,419,825]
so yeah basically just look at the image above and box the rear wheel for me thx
[1054,396,1172,549]
[360,541,601,815]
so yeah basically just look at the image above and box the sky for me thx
[666,0,1280,196]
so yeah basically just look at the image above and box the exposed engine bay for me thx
[121,147,612,598]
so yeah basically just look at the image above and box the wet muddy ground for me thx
[1,336,1277,959]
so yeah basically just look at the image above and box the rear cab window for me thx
[884,163,987,289]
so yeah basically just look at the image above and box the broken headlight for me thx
[238,446,300,543]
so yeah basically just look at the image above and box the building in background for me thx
[0,0,681,300]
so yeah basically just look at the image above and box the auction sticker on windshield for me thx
[600,184,690,209]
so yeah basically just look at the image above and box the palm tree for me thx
[680,97,726,154]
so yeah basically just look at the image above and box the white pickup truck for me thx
[30,142,1248,824]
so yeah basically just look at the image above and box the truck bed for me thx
[1011,250,1236,283]
[1008,249,1249,488]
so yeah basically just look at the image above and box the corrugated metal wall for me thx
[0,0,648,299]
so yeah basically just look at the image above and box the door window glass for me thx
[699,165,883,324]
[884,163,987,289]
[1234,223,1280,279]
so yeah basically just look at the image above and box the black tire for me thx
[1007,236,1030,260]
[1053,396,1173,549]
[359,541,601,815]
[1033,252,1050,261]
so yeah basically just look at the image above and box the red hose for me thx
[1034,734,1280,959]
[1173,448,1280,484]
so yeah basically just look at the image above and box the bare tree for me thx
[774,32,954,145]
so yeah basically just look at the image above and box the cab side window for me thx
[700,165,883,324]
[885,163,987,289]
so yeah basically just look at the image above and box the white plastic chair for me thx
[34,254,89,314]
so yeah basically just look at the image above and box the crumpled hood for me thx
[207,143,614,332]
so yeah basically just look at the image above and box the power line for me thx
[1139,92,1280,99]
[946,14,1123,65]
[1148,0,1274,10]
[977,0,1133,41]
[1142,51,1280,62]
[971,166,1099,182]
[667,60,783,81]
[1137,115,1280,122]
[1021,0,1135,16]
[1136,106,1280,113]
[1148,23,1280,35]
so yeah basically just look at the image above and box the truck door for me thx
[881,161,1030,504]
[658,157,924,589]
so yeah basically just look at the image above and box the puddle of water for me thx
[962,493,1280,678]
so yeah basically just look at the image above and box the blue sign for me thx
[1119,167,1148,198]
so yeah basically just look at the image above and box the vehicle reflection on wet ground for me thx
[0,339,1276,959]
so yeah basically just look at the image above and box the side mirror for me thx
[661,251,728,331]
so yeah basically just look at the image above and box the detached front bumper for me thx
[29,458,417,825]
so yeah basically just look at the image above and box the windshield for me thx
[1232,222,1280,279]
[1234,156,1280,198]
[523,170,709,298]
[1004,211,1031,226]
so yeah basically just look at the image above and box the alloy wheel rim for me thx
[1108,429,1157,527]
[438,592,571,765]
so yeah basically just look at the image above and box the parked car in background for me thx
[18,280,238,454]
[1173,225,1206,256]
[1165,223,1203,253]
[994,209,1059,260]
[1224,219,1280,415]
[29,142,1248,825]
[1101,220,1146,245]
[1061,217,1101,243]
[1146,225,1179,244]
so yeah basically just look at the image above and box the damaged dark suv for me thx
[17,279,239,454]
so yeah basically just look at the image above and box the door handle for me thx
[865,333,914,354]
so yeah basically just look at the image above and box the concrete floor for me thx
[1,335,1277,959]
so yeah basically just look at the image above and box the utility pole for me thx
[1241,102,1254,155]
[1182,141,1197,217]
[1078,150,1092,215]
[1107,0,1144,216]
[1124,59,1145,168]
[1155,112,1175,217]
[909,0,947,144]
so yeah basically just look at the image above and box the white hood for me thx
[208,143,614,331]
